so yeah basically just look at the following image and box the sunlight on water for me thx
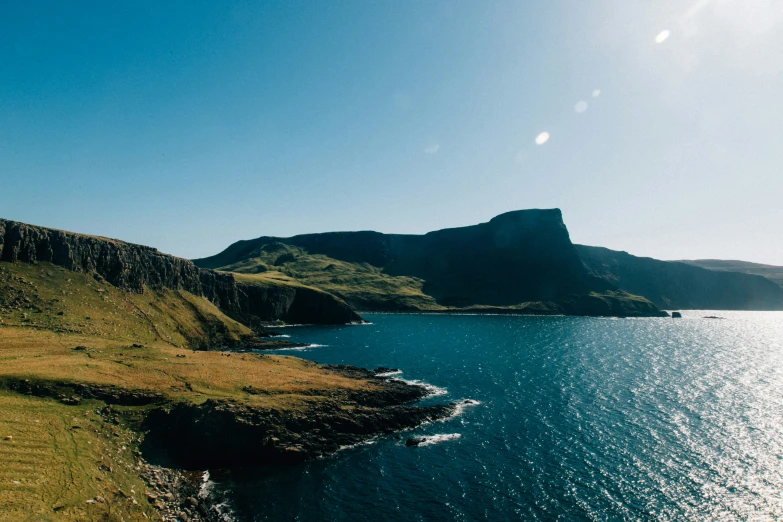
[218,312,783,521]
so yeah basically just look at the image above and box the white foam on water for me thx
[444,399,482,421]
[414,433,462,446]
[199,471,237,522]
[198,470,212,499]
[394,377,448,397]
[375,369,403,377]
[377,370,447,397]
[337,439,378,452]
[266,343,327,352]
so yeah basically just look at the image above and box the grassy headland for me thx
[0,251,449,520]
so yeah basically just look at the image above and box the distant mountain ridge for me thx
[195,209,666,317]
[577,246,783,310]
[677,259,783,289]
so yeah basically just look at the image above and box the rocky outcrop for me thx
[139,368,455,469]
[0,218,362,325]
[0,369,455,472]
[234,281,362,328]
[577,245,783,311]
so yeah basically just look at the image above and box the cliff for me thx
[0,218,361,325]
[577,245,783,310]
[195,209,666,317]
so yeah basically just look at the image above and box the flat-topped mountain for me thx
[578,246,783,310]
[195,209,665,317]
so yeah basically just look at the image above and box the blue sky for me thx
[2,1,782,263]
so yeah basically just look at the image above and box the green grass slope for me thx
[0,260,253,349]
[223,242,441,311]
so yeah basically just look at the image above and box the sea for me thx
[206,311,783,521]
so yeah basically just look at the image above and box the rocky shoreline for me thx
[0,365,454,521]
[138,366,454,470]
[136,367,455,521]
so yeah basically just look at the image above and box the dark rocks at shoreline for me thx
[139,376,455,471]
[373,367,400,375]
[405,437,424,447]
[324,365,429,405]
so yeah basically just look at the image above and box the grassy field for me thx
[0,391,157,522]
[219,243,441,311]
[0,327,371,408]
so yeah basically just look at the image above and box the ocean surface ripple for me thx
[215,311,783,521]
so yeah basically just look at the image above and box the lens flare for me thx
[535,132,550,145]
[656,30,671,43]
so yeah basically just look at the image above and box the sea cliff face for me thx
[0,219,361,325]
[383,209,609,306]
[577,245,783,311]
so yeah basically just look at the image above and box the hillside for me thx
[577,246,783,310]
[0,219,454,521]
[0,218,361,327]
[678,259,783,288]
[215,243,441,311]
[195,209,666,317]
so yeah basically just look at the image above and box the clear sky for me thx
[2,1,782,263]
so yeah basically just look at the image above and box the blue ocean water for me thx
[214,311,783,521]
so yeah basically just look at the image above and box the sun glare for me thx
[655,30,671,43]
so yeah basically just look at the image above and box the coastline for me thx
[0,361,454,521]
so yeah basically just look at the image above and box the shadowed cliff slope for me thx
[577,245,783,311]
[0,218,361,326]
[678,259,783,289]
[195,209,666,317]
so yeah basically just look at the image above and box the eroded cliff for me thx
[0,218,361,325]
